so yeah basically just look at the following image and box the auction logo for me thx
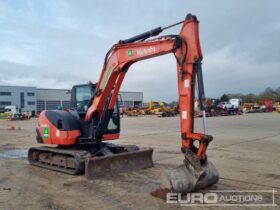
[166,190,277,207]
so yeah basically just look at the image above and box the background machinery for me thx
[149,100,177,117]
[275,102,280,113]
[259,99,273,112]
[3,105,31,120]
[28,14,218,194]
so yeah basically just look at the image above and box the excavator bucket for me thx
[160,160,219,194]
[85,147,153,179]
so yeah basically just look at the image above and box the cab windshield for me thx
[76,86,92,111]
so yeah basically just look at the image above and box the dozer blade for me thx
[85,147,153,179]
[160,161,219,195]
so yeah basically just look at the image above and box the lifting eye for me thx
[57,119,63,130]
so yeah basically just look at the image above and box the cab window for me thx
[76,86,92,111]
[107,103,119,130]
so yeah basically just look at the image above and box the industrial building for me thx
[36,88,70,113]
[118,91,143,107]
[0,85,143,113]
[0,86,37,113]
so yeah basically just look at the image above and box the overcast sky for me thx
[0,0,279,101]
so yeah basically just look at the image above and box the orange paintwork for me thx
[38,111,81,145]
[102,133,120,141]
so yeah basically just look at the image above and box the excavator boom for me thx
[84,14,218,193]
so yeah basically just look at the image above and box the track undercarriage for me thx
[28,143,154,177]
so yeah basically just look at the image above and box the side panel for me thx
[37,111,80,145]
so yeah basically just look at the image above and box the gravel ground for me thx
[0,112,279,209]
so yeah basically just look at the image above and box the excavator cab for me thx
[70,83,120,138]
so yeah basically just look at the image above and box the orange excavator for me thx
[28,14,218,194]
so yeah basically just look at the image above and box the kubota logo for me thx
[43,126,49,138]
[137,47,156,56]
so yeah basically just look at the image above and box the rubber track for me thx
[28,146,91,175]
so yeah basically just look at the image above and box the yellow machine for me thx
[139,107,151,115]
[149,100,176,117]
[124,107,140,117]
[275,102,280,113]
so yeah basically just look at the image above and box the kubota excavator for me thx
[28,14,219,194]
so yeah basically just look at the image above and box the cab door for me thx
[70,84,120,140]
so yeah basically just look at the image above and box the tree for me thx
[259,87,278,102]
[243,93,257,103]
[276,87,280,95]
[220,94,229,102]
[275,87,280,101]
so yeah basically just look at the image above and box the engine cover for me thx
[37,110,81,145]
